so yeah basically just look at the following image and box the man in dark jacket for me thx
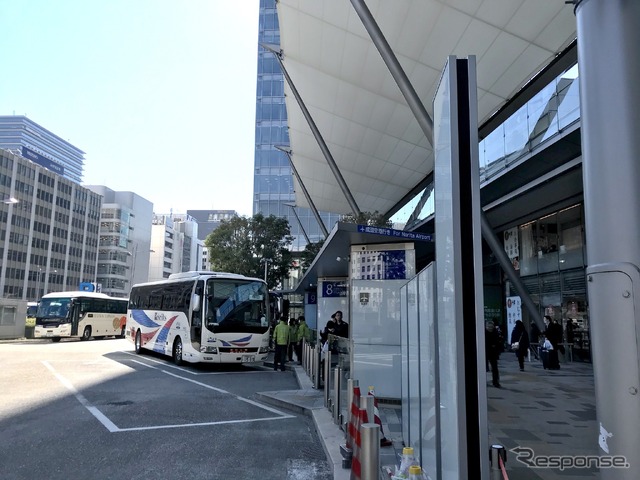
[544,315,563,369]
[511,320,530,371]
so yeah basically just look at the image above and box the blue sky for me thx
[0,0,259,216]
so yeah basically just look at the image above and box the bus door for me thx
[70,300,81,336]
[190,280,204,351]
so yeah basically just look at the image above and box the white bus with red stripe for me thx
[126,271,271,365]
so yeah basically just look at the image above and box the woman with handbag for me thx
[510,320,530,372]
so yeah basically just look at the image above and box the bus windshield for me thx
[36,298,72,321]
[205,279,269,334]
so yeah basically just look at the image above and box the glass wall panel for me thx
[519,223,538,276]
[540,273,561,309]
[558,205,584,270]
[560,269,590,362]
[536,213,559,274]
[557,66,580,129]
[407,276,420,452]
[503,104,529,161]
[400,283,410,447]
[482,125,505,177]
[418,264,437,479]
[528,83,558,148]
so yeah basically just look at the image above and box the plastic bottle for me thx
[408,465,423,480]
[396,446,419,478]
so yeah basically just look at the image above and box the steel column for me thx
[576,1,640,477]
[262,43,361,217]
[277,146,329,238]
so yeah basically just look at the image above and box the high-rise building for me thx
[0,116,85,183]
[169,213,201,273]
[187,209,237,241]
[0,148,102,300]
[253,0,340,251]
[85,186,153,297]
[148,214,201,281]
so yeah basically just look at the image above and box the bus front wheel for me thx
[173,337,183,366]
[135,330,143,354]
[81,326,92,341]
[51,337,61,343]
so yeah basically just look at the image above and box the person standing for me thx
[333,310,349,338]
[319,314,336,382]
[485,320,501,388]
[296,315,310,364]
[544,315,563,369]
[287,317,298,363]
[510,320,530,371]
[320,313,336,346]
[530,322,541,344]
[529,321,541,360]
[273,317,289,372]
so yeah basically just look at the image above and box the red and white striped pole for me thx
[368,386,393,447]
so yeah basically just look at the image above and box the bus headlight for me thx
[259,346,269,354]
[200,346,218,354]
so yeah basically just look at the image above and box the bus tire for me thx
[81,326,92,341]
[134,330,143,354]
[51,337,61,343]
[118,326,126,339]
[173,337,183,366]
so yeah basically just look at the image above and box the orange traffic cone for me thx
[350,405,369,480]
[368,386,393,447]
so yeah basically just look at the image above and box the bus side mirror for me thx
[192,294,201,312]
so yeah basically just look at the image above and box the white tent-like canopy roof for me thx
[277,0,577,216]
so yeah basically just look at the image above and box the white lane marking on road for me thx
[121,351,197,374]
[120,351,274,375]
[43,357,295,434]
[160,369,295,417]
[42,360,120,433]
[128,359,158,369]
[116,415,293,433]
[161,369,230,394]
[238,396,294,416]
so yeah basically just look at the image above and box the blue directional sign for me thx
[321,281,347,297]
[357,224,433,242]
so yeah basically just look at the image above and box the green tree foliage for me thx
[204,214,294,289]
[300,240,324,271]
[341,211,392,227]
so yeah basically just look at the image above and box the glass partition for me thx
[399,263,437,478]
[417,264,437,477]
[400,283,410,446]
[407,276,420,451]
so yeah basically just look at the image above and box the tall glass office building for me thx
[253,0,340,251]
[0,116,85,183]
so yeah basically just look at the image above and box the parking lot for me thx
[0,338,331,480]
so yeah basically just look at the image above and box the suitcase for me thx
[539,347,549,369]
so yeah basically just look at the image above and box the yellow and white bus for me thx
[34,291,128,342]
[127,271,271,365]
